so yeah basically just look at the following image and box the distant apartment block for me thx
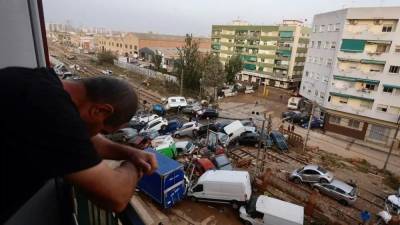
[96,33,211,59]
[211,20,310,89]
[300,7,400,146]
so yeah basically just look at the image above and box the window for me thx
[320,92,325,99]
[317,41,321,48]
[324,41,330,49]
[328,24,333,31]
[395,45,400,53]
[389,66,400,74]
[305,71,309,77]
[335,23,340,31]
[320,25,325,32]
[335,187,346,195]
[368,125,389,142]
[319,57,324,65]
[327,58,333,67]
[302,85,306,90]
[339,97,348,104]
[192,184,203,192]
[383,86,394,93]
[348,119,360,128]
[331,42,336,49]
[315,90,318,96]
[129,45,132,49]
[310,41,314,48]
[365,83,375,91]
[125,44,128,48]
[376,104,388,112]
[134,45,138,50]
[329,116,341,124]
[313,25,318,33]
[382,25,393,32]
[303,170,320,175]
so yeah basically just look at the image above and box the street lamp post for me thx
[383,114,400,170]
[303,101,315,151]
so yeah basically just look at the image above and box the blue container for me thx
[138,148,185,208]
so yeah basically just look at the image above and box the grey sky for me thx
[43,0,400,36]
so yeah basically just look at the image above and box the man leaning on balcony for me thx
[0,67,158,224]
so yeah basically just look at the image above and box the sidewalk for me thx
[295,126,400,175]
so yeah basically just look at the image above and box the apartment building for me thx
[300,7,400,146]
[211,20,310,89]
[96,32,210,58]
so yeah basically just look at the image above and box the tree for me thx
[225,55,243,84]
[175,34,202,95]
[202,53,225,100]
[152,54,163,72]
[97,50,116,65]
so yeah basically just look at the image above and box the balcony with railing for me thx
[343,19,398,40]
[338,39,391,61]
[336,60,385,78]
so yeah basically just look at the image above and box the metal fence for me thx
[114,60,177,83]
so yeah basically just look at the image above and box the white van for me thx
[224,120,246,141]
[240,195,304,225]
[287,97,303,110]
[165,96,188,110]
[187,170,252,207]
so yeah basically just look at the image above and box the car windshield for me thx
[317,166,327,174]
[215,156,230,166]
[186,142,193,149]
[349,187,356,197]
[218,133,228,142]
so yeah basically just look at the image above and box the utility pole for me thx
[303,102,315,151]
[254,112,266,176]
[180,59,184,96]
[383,114,400,170]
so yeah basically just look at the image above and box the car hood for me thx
[388,194,400,207]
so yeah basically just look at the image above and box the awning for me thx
[333,75,380,84]
[241,55,257,62]
[279,31,293,38]
[340,39,366,53]
[329,92,374,102]
[366,40,392,45]
[360,59,386,65]
[244,63,257,70]
[383,84,400,89]
[337,57,361,63]
[278,49,291,57]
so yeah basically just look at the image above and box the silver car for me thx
[312,179,358,206]
[174,121,200,137]
[290,164,334,184]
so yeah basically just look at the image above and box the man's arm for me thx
[91,134,158,175]
[65,160,141,212]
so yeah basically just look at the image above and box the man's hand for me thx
[127,149,158,175]
[91,134,158,175]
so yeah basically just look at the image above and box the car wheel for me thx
[319,178,329,184]
[232,200,239,209]
[175,133,181,138]
[190,196,197,202]
[293,177,302,184]
[338,199,348,206]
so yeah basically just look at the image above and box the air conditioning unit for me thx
[374,19,383,25]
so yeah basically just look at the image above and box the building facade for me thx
[300,7,400,146]
[211,20,310,89]
[96,33,210,58]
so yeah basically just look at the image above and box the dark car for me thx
[237,132,272,148]
[301,118,324,129]
[128,120,146,132]
[197,123,219,137]
[197,108,219,119]
[212,154,233,170]
[281,110,301,119]
[159,119,182,135]
[282,111,308,124]
[152,104,166,116]
[181,103,202,115]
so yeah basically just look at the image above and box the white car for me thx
[140,117,168,133]
[131,114,159,123]
[101,69,113,75]
[151,135,175,148]
[175,141,196,155]
[174,121,201,137]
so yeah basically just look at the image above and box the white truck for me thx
[287,97,304,110]
[224,120,246,142]
[240,195,304,225]
[187,170,252,208]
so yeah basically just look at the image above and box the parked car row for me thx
[282,110,324,129]
[290,164,357,206]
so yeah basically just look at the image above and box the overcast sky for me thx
[43,0,400,36]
